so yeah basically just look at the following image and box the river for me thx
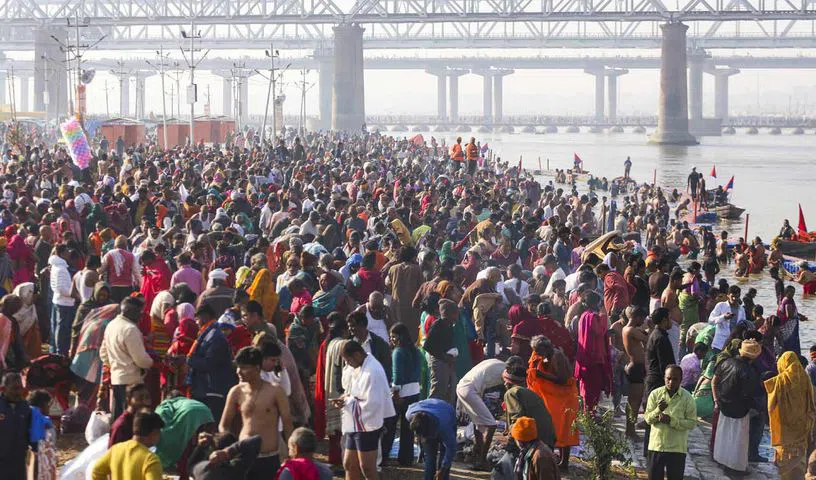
[415,131,816,350]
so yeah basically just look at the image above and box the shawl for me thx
[439,241,455,264]
[7,233,34,284]
[150,291,176,320]
[275,458,319,480]
[12,282,37,336]
[765,351,815,447]
[177,303,195,321]
[248,268,280,323]
[154,397,215,468]
[322,338,346,434]
[472,293,501,336]
[139,259,172,335]
[314,336,330,439]
[574,310,612,393]
[75,304,119,355]
[313,284,346,318]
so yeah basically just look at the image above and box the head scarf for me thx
[765,351,815,448]
[11,282,37,336]
[714,338,742,369]
[739,339,762,360]
[510,416,538,442]
[439,241,454,263]
[176,302,195,321]
[150,290,176,319]
[435,280,454,299]
[508,304,535,327]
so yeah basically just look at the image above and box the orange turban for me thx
[510,416,538,442]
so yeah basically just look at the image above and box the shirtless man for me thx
[622,305,648,438]
[646,217,659,249]
[220,346,294,480]
[660,270,684,361]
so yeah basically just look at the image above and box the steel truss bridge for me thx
[1,0,816,50]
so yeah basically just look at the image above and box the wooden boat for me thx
[712,203,745,219]
[778,239,816,261]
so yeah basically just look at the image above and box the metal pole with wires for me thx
[180,24,208,146]
[262,45,279,145]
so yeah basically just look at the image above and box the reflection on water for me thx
[415,131,816,350]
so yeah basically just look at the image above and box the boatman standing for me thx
[624,156,632,179]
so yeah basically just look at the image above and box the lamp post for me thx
[262,46,279,145]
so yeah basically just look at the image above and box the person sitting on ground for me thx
[276,427,333,480]
[509,416,561,480]
[188,432,262,480]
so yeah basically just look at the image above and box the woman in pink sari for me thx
[138,249,172,336]
[573,290,612,412]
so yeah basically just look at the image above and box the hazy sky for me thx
[7,48,816,119]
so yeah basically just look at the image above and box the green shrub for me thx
[573,408,633,480]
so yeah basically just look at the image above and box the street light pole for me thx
[262,45,279,145]
[180,24,208,146]
[147,46,170,149]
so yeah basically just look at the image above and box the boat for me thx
[778,239,816,261]
[712,203,746,219]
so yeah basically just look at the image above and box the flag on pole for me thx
[574,153,582,164]
[517,156,523,178]
[799,204,808,233]
[710,165,717,178]
[724,175,734,190]
[481,143,489,154]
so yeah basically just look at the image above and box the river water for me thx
[415,131,816,349]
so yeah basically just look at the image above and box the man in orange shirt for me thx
[449,137,464,169]
[465,137,479,175]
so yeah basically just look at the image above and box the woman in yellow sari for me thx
[765,351,816,480]
[527,334,580,470]
[246,253,282,334]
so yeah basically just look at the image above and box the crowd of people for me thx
[0,122,814,480]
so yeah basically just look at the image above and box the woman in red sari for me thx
[138,249,172,336]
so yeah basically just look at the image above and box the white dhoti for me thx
[713,413,750,472]
[456,384,498,431]
[667,322,680,363]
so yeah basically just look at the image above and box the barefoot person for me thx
[219,346,294,480]
[623,305,648,438]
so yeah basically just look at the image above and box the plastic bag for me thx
[59,433,109,480]
[84,411,111,445]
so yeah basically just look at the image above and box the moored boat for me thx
[778,239,816,261]
[712,203,746,219]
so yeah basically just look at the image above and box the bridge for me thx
[1,0,815,143]
[361,114,816,135]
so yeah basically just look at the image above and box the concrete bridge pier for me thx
[650,22,698,145]
[113,71,130,117]
[18,74,29,111]
[688,50,706,120]
[480,73,493,125]
[219,75,232,117]
[712,67,739,123]
[492,69,512,124]
[606,69,628,123]
[425,68,448,121]
[447,69,467,123]
[316,51,334,130]
[332,24,365,131]
[34,28,68,118]
[584,68,605,122]
[133,71,151,119]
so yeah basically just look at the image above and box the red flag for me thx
[574,152,582,164]
[799,204,808,233]
[710,165,717,178]
[725,175,734,190]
